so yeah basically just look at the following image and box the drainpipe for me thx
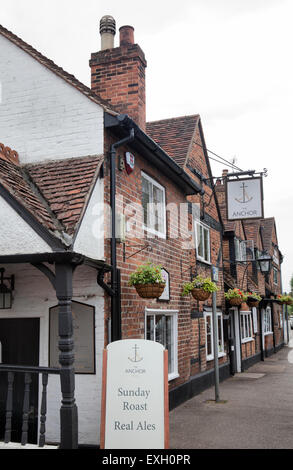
[259,306,264,361]
[110,129,135,342]
[271,301,276,353]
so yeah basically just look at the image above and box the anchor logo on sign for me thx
[128,344,143,363]
[235,182,253,204]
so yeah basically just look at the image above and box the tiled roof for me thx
[0,157,58,233]
[260,218,275,253]
[26,155,103,236]
[0,24,117,116]
[146,115,199,167]
[0,154,103,243]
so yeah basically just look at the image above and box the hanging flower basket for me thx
[181,275,218,302]
[134,283,166,299]
[246,293,262,308]
[247,298,260,308]
[225,288,247,306]
[277,295,293,305]
[191,288,211,301]
[228,297,243,306]
[129,263,166,299]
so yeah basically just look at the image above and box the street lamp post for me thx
[211,265,220,403]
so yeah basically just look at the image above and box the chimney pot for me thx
[100,15,116,50]
[119,25,135,46]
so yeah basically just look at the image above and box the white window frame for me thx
[194,220,211,264]
[273,266,278,285]
[273,248,279,266]
[263,306,273,335]
[204,309,225,361]
[145,308,179,381]
[141,171,166,238]
[256,249,262,270]
[240,311,254,343]
[234,238,247,262]
[279,311,283,329]
[252,307,258,333]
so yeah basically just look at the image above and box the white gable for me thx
[73,177,104,261]
[0,196,52,255]
[0,34,103,164]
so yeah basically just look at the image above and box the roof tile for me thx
[26,155,103,236]
[146,115,199,167]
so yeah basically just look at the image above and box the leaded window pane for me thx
[142,177,150,227]
[204,228,210,262]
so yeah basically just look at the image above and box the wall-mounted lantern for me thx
[257,252,272,274]
[0,268,15,309]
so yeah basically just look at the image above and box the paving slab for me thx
[233,372,265,379]
[169,344,293,449]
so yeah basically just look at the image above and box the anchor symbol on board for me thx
[235,182,253,204]
[128,344,143,363]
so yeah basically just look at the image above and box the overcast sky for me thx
[2,0,293,291]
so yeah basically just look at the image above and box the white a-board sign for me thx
[100,339,169,449]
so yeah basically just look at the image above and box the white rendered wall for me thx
[0,263,104,446]
[73,178,104,261]
[0,196,52,255]
[0,35,104,164]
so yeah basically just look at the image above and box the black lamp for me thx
[0,268,14,309]
[257,252,272,274]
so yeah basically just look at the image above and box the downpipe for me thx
[110,128,135,342]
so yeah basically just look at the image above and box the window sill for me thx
[168,372,179,382]
[264,331,273,336]
[241,337,255,344]
[196,257,211,266]
[143,225,166,239]
[206,352,226,362]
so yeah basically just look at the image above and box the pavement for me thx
[169,334,293,449]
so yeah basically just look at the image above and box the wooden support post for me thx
[55,263,78,449]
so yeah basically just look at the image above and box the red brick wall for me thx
[104,130,195,390]
[90,44,147,130]
[183,124,227,371]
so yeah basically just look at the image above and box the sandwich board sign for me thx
[100,339,169,449]
[226,177,264,221]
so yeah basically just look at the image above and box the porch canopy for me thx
[0,150,108,448]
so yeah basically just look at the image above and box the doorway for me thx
[230,308,242,373]
[0,318,40,444]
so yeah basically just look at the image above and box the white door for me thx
[232,308,241,373]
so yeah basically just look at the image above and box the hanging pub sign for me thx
[125,152,135,174]
[100,339,169,449]
[226,177,264,221]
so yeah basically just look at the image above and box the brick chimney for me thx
[90,17,147,131]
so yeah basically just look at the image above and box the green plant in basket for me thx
[246,292,262,301]
[128,263,165,286]
[129,263,166,299]
[182,275,219,296]
[277,294,293,305]
[224,288,247,301]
